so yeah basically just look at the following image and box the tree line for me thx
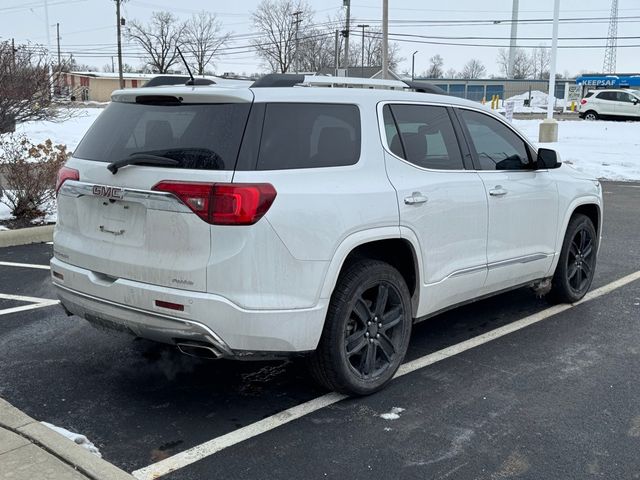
[123,0,402,75]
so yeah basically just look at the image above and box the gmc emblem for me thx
[92,185,124,200]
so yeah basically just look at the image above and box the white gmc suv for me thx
[52,75,603,395]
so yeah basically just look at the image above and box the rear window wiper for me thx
[107,154,179,174]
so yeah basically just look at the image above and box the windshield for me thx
[73,101,251,170]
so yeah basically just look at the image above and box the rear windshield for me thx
[73,101,251,170]
[584,91,594,98]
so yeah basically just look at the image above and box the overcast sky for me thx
[2,0,639,77]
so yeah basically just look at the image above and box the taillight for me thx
[152,182,277,226]
[580,99,587,105]
[55,166,79,195]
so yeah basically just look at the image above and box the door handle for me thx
[489,186,508,197]
[404,192,428,205]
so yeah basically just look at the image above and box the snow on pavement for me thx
[379,407,406,420]
[514,119,640,182]
[41,421,102,457]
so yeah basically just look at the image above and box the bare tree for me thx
[251,0,312,73]
[461,58,486,79]
[423,54,444,79]
[351,29,403,70]
[127,11,186,74]
[0,42,71,134]
[445,68,458,78]
[497,48,532,79]
[297,29,335,72]
[184,11,230,75]
[530,45,550,79]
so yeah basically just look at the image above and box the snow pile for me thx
[14,107,103,152]
[507,90,566,108]
[379,407,405,420]
[513,119,640,181]
[41,422,102,458]
[0,202,11,221]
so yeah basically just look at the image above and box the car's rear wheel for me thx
[309,259,412,396]
[584,110,598,121]
[548,214,597,303]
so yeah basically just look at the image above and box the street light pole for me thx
[357,24,369,78]
[546,0,560,119]
[539,0,560,143]
[411,50,418,81]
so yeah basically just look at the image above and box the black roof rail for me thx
[251,74,305,88]
[143,75,215,88]
[403,80,447,95]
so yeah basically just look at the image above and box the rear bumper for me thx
[51,257,328,355]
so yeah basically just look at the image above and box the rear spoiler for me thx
[143,76,215,87]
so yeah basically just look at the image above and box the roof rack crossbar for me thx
[250,73,446,95]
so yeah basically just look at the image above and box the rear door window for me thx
[255,103,361,170]
[597,92,616,101]
[73,100,251,170]
[383,104,464,170]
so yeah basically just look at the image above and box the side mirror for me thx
[537,148,561,169]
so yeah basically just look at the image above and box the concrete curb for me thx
[0,397,135,480]
[0,225,54,248]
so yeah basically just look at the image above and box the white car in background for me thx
[52,75,603,395]
[579,88,640,120]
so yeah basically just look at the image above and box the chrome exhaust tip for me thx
[176,342,222,360]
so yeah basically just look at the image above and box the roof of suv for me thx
[112,83,482,110]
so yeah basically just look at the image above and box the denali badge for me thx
[92,185,124,200]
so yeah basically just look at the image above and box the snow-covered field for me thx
[514,119,640,181]
[14,108,103,151]
[1,107,638,226]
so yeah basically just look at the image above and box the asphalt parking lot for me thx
[1,181,639,480]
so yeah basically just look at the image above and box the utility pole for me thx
[343,0,351,76]
[507,0,519,79]
[381,0,388,79]
[56,23,61,67]
[292,10,302,73]
[44,0,54,98]
[115,0,124,89]
[357,24,369,78]
[11,38,16,68]
[111,56,115,72]
[334,29,340,75]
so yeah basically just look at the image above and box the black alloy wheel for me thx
[344,282,405,379]
[310,259,412,395]
[549,213,598,303]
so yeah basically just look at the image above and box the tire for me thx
[548,214,597,304]
[309,259,412,396]
[584,110,598,121]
